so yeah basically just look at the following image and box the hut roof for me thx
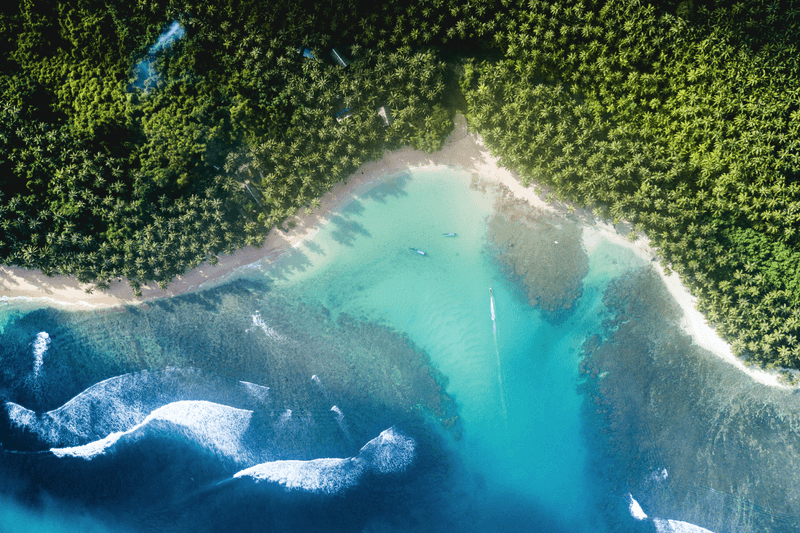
[330,48,351,68]
[377,106,393,126]
[298,47,317,60]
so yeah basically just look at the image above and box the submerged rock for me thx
[485,183,589,322]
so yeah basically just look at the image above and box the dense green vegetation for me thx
[460,0,800,368]
[1,0,799,369]
[0,0,457,294]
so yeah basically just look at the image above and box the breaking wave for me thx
[3,367,412,501]
[628,493,647,520]
[50,400,257,464]
[5,368,272,448]
[628,494,716,533]
[233,427,415,494]
[653,518,716,533]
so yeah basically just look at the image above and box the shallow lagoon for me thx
[2,169,800,532]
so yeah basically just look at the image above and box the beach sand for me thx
[0,115,787,388]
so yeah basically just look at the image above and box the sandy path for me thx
[0,115,788,387]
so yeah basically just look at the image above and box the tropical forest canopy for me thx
[1,0,799,369]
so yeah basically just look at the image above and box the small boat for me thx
[442,233,457,237]
[409,248,427,256]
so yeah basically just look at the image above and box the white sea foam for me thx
[239,381,271,405]
[311,374,332,403]
[7,370,174,446]
[31,332,50,377]
[6,402,36,429]
[51,430,126,459]
[648,468,668,482]
[235,457,361,494]
[653,518,715,533]
[628,493,648,520]
[5,368,244,447]
[0,295,97,308]
[250,311,288,342]
[233,427,415,494]
[51,401,255,462]
[330,405,352,442]
[359,427,415,475]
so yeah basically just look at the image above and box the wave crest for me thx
[653,518,716,533]
[5,368,271,448]
[233,427,415,494]
[50,400,256,464]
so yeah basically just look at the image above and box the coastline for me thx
[0,115,788,388]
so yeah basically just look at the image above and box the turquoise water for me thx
[3,168,800,532]
[259,169,646,530]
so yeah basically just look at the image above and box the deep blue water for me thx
[2,169,800,533]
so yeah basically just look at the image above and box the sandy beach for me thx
[0,115,788,388]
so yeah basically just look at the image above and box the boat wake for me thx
[489,288,508,426]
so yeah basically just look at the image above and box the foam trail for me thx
[32,332,50,378]
[330,405,352,443]
[233,427,415,494]
[251,311,288,342]
[239,381,271,407]
[653,518,715,533]
[6,368,265,448]
[49,400,256,464]
[489,288,508,426]
[311,374,333,404]
[27,331,51,401]
[648,468,668,482]
[628,493,648,520]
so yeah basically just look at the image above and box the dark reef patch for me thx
[580,266,800,533]
[483,182,588,323]
[0,275,465,532]
[0,277,460,442]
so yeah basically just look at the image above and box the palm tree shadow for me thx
[303,241,325,256]
[360,173,412,203]
[328,214,371,247]
[261,247,315,282]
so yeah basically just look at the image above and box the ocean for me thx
[2,168,800,533]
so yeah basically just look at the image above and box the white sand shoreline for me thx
[0,115,789,388]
